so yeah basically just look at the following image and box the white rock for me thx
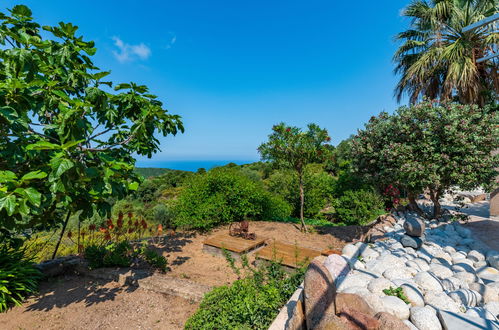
[424,291,462,313]
[443,246,456,254]
[414,271,443,293]
[410,306,442,330]
[455,226,472,238]
[485,301,499,318]
[365,254,404,275]
[383,267,413,280]
[477,267,499,283]
[400,283,425,307]
[360,248,379,262]
[342,286,371,296]
[451,251,467,263]
[451,262,476,273]
[380,295,410,320]
[429,264,453,279]
[469,282,499,303]
[350,259,366,270]
[342,243,361,259]
[454,270,480,284]
[367,277,395,295]
[324,254,350,279]
[487,253,499,270]
[441,276,469,291]
[403,320,419,330]
[448,289,482,307]
[337,272,376,291]
[357,292,385,314]
[467,250,485,263]
[466,307,498,321]
[475,260,488,269]
[408,258,430,272]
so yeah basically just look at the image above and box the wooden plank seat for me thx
[256,241,322,268]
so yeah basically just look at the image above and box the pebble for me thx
[424,291,462,313]
[367,277,395,295]
[380,295,410,320]
[410,306,442,330]
[414,271,443,293]
[448,289,483,307]
[429,263,453,279]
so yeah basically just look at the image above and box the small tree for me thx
[351,100,498,218]
[0,5,183,247]
[258,123,332,231]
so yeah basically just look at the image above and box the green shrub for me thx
[334,189,385,225]
[185,260,304,330]
[151,203,176,228]
[173,168,291,230]
[0,246,42,312]
[142,248,168,272]
[84,241,133,269]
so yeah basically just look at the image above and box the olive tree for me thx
[351,100,498,218]
[258,123,332,231]
[0,5,183,245]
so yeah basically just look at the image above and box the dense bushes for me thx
[185,261,304,329]
[0,246,41,312]
[334,189,385,225]
[173,168,291,230]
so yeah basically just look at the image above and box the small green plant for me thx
[383,286,410,304]
[0,245,42,312]
[142,248,168,272]
[357,255,365,263]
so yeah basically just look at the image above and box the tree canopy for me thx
[394,0,498,106]
[351,100,498,217]
[258,123,332,230]
[0,5,183,236]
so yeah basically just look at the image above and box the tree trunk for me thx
[429,189,442,219]
[407,192,426,217]
[52,211,71,260]
[299,173,307,233]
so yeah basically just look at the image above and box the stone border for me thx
[269,282,305,330]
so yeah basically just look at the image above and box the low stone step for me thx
[438,310,499,330]
[137,274,212,302]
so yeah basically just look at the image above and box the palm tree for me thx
[394,0,498,106]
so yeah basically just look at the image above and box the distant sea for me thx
[134,160,256,172]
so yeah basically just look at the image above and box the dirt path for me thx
[0,275,198,330]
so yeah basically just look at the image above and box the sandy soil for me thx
[155,221,364,287]
[0,275,198,330]
[0,221,364,329]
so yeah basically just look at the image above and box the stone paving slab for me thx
[438,310,499,330]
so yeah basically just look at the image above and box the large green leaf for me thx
[0,195,16,216]
[23,188,41,207]
[53,158,74,177]
[20,171,47,182]
[0,171,17,182]
[26,141,61,151]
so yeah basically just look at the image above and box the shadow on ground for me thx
[25,271,142,312]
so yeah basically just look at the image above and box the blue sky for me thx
[4,1,409,165]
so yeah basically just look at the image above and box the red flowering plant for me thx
[382,184,401,211]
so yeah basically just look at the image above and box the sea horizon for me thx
[134,159,257,172]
